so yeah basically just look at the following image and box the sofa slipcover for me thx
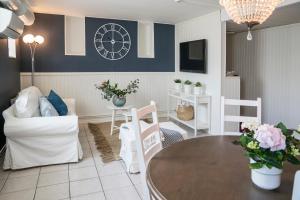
[2,98,83,169]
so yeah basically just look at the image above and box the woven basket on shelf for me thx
[176,105,194,121]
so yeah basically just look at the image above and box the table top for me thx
[107,105,133,110]
[147,136,299,200]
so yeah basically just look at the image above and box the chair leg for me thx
[111,110,115,135]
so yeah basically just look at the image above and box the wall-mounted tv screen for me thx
[180,39,207,73]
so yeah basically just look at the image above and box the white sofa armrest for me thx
[4,115,78,138]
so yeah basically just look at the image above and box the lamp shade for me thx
[34,35,44,44]
[23,34,34,44]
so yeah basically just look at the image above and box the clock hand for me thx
[112,41,114,57]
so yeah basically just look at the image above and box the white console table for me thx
[167,88,211,136]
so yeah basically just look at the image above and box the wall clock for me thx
[94,23,131,60]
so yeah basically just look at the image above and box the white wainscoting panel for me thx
[20,72,173,120]
[229,23,300,128]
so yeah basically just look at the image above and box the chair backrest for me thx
[292,171,300,200]
[132,101,162,168]
[132,101,162,200]
[221,96,261,135]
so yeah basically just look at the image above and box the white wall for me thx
[20,72,173,121]
[175,11,222,133]
[229,23,300,128]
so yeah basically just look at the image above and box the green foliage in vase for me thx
[194,82,202,87]
[174,79,182,83]
[95,79,140,101]
[234,122,300,169]
[184,80,192,85]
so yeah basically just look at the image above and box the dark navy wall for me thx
[21,13,175,72]
[0,39,20,149]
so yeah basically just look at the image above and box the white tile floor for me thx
[0,124,145,200]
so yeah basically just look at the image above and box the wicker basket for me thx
[176,105,194,121]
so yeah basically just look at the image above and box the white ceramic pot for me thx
[194,87,202,95]
[184,85,192,95]
[250,159,282,190]
[174,83,182,91]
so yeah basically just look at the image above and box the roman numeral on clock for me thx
[102,26,108,33]
[111,24,115,31]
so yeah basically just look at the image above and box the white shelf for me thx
[168,94,194,104]
[168,111,209,130]
[167,88,211,136]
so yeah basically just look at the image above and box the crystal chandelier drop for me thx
[220,0,283,40]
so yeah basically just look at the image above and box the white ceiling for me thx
[28,0,220,24]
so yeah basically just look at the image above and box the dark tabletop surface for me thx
[147,136,299,200]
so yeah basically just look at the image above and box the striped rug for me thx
[88,121,122,163]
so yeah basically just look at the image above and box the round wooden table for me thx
[146,136,299,200]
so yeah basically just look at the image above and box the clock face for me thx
[94,23,131,60]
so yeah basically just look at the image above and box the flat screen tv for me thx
[180,39,207,73]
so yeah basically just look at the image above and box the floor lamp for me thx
[22,34,44,86]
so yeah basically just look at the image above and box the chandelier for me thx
[220,0,283,40]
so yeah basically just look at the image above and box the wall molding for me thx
[20,72,174,76]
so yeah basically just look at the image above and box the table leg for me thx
[111,110,116,135]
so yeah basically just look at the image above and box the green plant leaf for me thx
[249,162,263,169]
[275,151,284,161]
[287,155,300,165]
[240,136,248,146]
[263,157,283,169]
[276,122,287,131]
[276,122,292,136]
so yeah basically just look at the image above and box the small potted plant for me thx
[95,79,139,107]
[194,82,202,95]
[234,122,300,190]
[174,79,182,91]
[183,80,193,95]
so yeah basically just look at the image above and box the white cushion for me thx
[39,97,59,117]
[14,86,43,118]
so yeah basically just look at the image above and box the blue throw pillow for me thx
[47,90,68,116]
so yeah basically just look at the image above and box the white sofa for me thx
[2,98,83,170]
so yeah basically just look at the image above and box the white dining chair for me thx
[221,96,261,135]
[132,101,163,200]
[292,171,300,200]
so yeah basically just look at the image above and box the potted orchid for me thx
[235,122,300,190]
